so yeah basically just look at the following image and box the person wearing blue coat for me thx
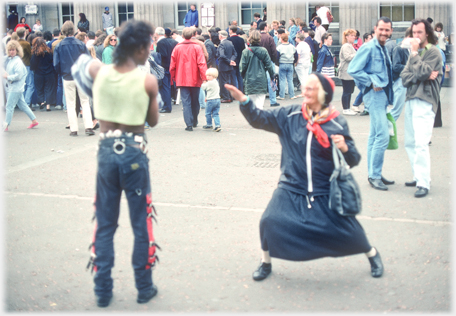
[225,73,385,282]
[184,4,199,27]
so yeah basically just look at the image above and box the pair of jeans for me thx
[390,78,407,121]
[180,87,200,127]
[231,66,243,93]
[341,80,355,110]
[279,63,294,98]
[266,61,277,103]
[159,71,172,112]
[353,90,363,106]
[56,74,63,106]
[199,87,206,109]
[4,91,36,126]
[218,70,232,100]
[404,98,435,189]
[23,66,34,105]
[94,135,155,297]
[363,89,390,180]
[205,98,221,127]
[34,72,57,105]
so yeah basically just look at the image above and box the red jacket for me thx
[170,40,207,87]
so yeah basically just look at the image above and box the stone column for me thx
[215,2,227,33]
[134,3,163,27]
[338,2,379,41]
[74,3,106,33]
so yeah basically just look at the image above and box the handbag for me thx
[148,56,165,80]
[386,112,398,149]
[328,139,362,216]
[327,11,334,23]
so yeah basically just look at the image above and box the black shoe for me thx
[405,180,417,187]
[415,186,429,198]
[96,295,112,307]
[429,141,432,145]
[270,103,280,107]
[85,128,95,136]
[368,178,388,191]
[30,106,35,111]
[185,126,193,131]
[69,131,78,136]
[203,125,213,129]
[137,285,158,304]
[214,126,222,132]
[65,125,70,129]
[39,103,45,110]
[368,248,383,278]
[93,122,100,130]
[252,261,272,281]
[193,123,198,127]
[381,176,395,185]
[159,109,171,113]
[360,110,369,116]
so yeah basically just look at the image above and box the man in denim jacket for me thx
[348,17,394,191]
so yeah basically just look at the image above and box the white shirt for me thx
[314,25,327,44]
[296,41,311,65]
[86,39,95,48]
[316,6,330,25]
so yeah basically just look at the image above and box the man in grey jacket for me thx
[102,7,113,32]
[400,19,442,198]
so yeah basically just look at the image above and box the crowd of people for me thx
[2,4,449,309]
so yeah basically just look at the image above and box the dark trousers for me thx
[341,79,355,110]
[230,66,243,93]
[219,70,232,100]
[56,74,63,105]
[160,71,172,112]
[434,100,442,127]
[34,72,57,105]
[93,136,155,297]
[180,87,200,127]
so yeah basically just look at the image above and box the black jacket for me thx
[156,37,178,71]
[217,39,237,72]
[204,39,217,68]
[391,45,410,81]
[226,35,245,65]
[30,52,55,76]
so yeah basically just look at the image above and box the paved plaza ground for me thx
[2,85,453,312]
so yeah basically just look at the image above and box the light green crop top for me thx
[93,65,149,126]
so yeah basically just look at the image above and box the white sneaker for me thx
[343,109,357,116]
[55,105,62,110]
[352,106,361,112]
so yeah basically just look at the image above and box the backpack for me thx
[327,10,334,23]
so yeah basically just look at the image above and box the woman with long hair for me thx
[338,29,358,115]
[77,13,90,33]
[287,18,298,46]
[102,34,117,64]
[2,40,38,131]
[14,17,31,32]
[30,37,56,111]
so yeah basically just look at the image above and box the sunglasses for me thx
[110,38,117,42]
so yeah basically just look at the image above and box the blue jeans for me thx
[353,90,363,106]
[56,74,63,106]
[279,63,294,98]
[363,89,390,179]
[205,98,221,127]
[4,91,36,126]
[180,87,200,127]
[231,66,243,93]
[404,98,435,189]
[159,71,172,112]
[23,66,35,105]
[93,135,157,298]
[199,87,206,109]
[266,61,277,103]
[390,78,407,121]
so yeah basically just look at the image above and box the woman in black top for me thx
[77,13,90,33]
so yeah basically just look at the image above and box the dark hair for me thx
[27,33,37,45]
[355,30,360,37]
[362,33,370,41]
[53,28,60,36]
[87,31,95,39]
[229,25,238,33]
[94,33,107,46]
[250,21,257,27]
[277,29,286,35]
[214,27,221,32]
[79,13,87,22]
[32,37,51,56]
[259,22,267,31]
[321,32,332,43]
[308,30,315,38]
[376,16,392,27]
[210,33,220,46]
[237,29,244,35]
[405,27,412,38]
[253,12,260,18]
[195,27,202,35]
[435,22,443,31]
[112,20,154,65]
[20,17,26,23]
[299,22,307,28]
[35,31,43,37]
[280,20,286,26]
[411,18,437,45]
[202,33,209,40]
[314,17,322,25]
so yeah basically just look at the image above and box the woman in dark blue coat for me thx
[225,73,384,281]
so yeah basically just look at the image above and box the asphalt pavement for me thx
[2,84,453,312]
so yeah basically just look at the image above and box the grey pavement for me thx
[2,84,453,312]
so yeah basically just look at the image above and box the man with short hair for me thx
[348,17,395,191]
[155,27,178,113]
[269,20,279,37]
[259,22,279,106]
[102,7,113,32]
[54,20,94,136]
[191,27,208,61]
[401,19,443,198]
[253,13,263,30]
[313,17,326,45]
[170,27,207,131]
[86,31,96,48]
[227,25,245,92]
[171,29,184,43]
[16,27,35,109]
[217,30,237,102]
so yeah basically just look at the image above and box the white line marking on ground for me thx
[4,191,452,226]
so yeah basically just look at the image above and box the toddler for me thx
[201,68,221,132]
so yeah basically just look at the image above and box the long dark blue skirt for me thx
[260,188,371,261]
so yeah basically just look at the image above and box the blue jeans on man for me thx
[231,66,243,93]
[199,88,206,109]
[180,87,200,127]
[160,71,172,112]
[23,66,35,105]
[363,89,390,180]
[390,78,407,121]
[279,63,294,99]
[205,98,221,127]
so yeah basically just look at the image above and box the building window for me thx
[61,3,74,24]
[240,1,267,26]
[308,2,339,24]
[176,2,192,27]
[117,2,134,26]
[380,2,415,22]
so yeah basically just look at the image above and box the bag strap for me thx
[331,139,348,169]
[247,47,265,69]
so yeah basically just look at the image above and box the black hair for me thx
[411,18,437,45]
[210,33,220,46]
[195,27,202,35]
[435,22,443,31]
[253,12,261,18]
[277,29,285,35]
[53,28,60,36]
[112,20,154,66]
[202,33,209,41]
[79,13,87,22]
[314,17,322,25]
[280,20,286,26]
[259,21,267,31]
[237,29,245,35]
[20,17,26,23]
[43,31,53,41]
[362,33,370,41]
[376,16,392,27]
[214,27,221,33]
[87,31,96,39]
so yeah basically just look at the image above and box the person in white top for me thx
[312,17,327,46]
[294,33,312,98]
[434,22,446,51]
[316,5,331,30]
[171,29,184,43]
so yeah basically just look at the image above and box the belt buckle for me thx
[139,141,148,154]
[113,139,126,154]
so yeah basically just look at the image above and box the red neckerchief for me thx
[302,103,339,148]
